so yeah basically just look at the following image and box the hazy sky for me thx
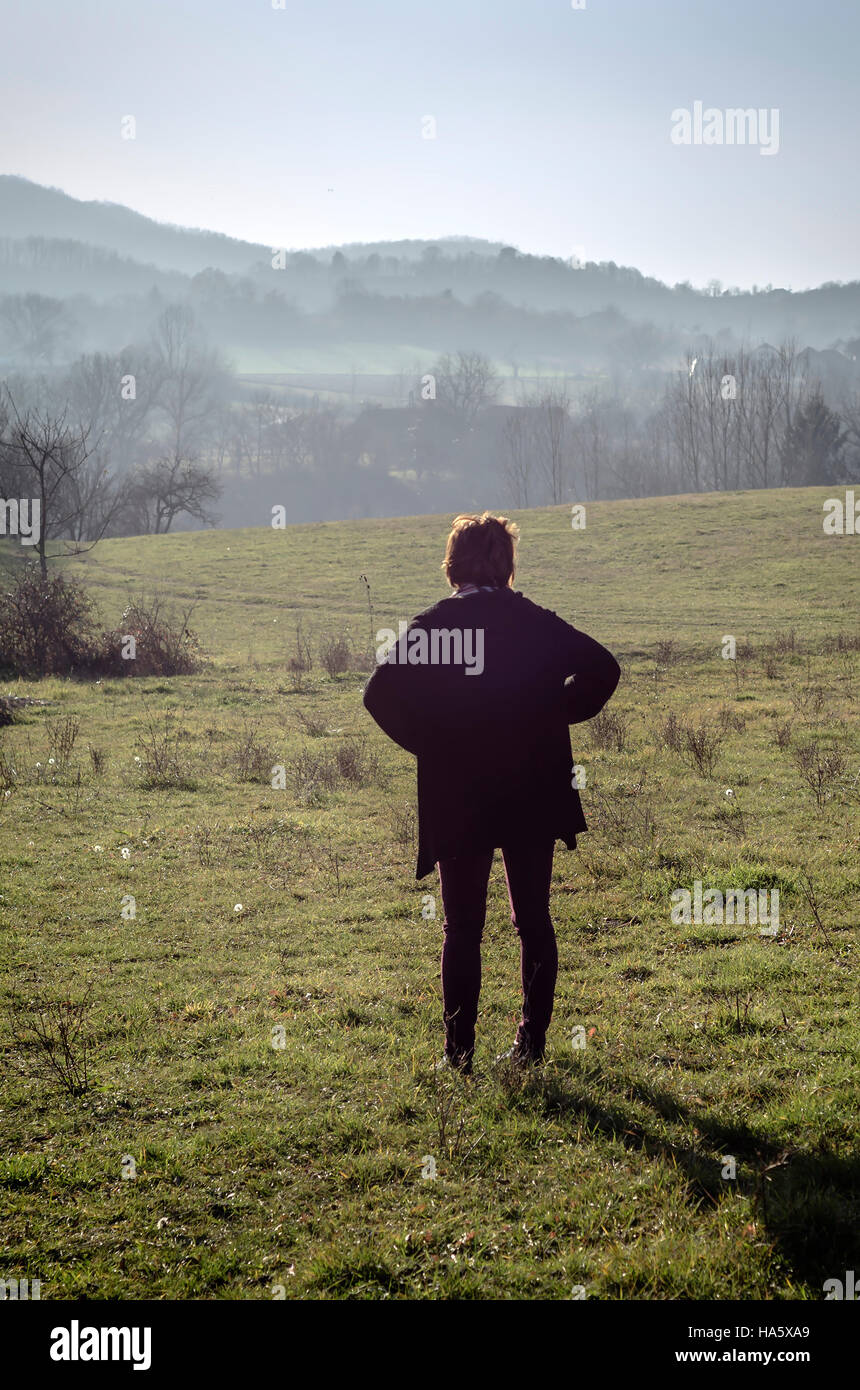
[1,0,857,289]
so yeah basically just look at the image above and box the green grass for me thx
[0,486,857,1300]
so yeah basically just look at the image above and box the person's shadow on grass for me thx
[517,1062,858,1296]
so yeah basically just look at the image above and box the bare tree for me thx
[734,346,783,489]
[126,453,221,534]
[61,454,121,544]
[0,294,71,365]
[0,388,120,575]
[151,304,230,460]
[431,350,498,427]
[533,388,570,504]
[501,410,532,507]
[570,388,609,500]
[775,339,808,485]
[265,404,343,477]
[668,352,704,492]
[836,389,860,479]
[232,390,288,477]
[63,349,164,477]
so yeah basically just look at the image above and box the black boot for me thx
[435,1049,474,1077]
[494,1034,545,1066]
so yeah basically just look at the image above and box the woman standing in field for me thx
[363,512,620,1074]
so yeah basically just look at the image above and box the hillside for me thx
[0,176,270,276]
[0,487,857,1300]
[3,177,860,347]
[65,486,858,661]
[0,177,506,276]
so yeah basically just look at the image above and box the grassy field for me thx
[0,486,857,1300]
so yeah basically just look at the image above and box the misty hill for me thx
[0,178,504,280]
[2,176,860,370]
[0,176,271,276]
[0,236,189,300]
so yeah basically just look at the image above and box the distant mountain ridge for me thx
[0,176,506,277]
[2,175,860,364]
[0,176,272,275]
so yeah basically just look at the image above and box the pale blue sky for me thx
[1,0,857,288]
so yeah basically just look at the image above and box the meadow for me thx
[0,485,857,1300]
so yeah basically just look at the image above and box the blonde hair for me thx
[442,511,519,588]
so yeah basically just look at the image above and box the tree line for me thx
[2,317,859,560]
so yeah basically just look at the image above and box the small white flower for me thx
[35,762,41,769]
[121,847,130,859]
[134,756,142,764]
[234,903,244,914]
[94,845,103,852]
[724,788,734,798]
[48,757,55,765]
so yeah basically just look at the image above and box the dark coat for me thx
[362,587,620,879]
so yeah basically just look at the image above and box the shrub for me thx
[0,740,18,791]
[789,683,826,719]
[589,707,629,752]
[46,715,80,772]
[0,573,203,681]
[334,736,381,786]
[6,990,93,1097]
[680,721,724,777]
[773,630,797,655]
[101,596,202,677]
[763,654,781,680]
[289,618,313,674]
[87,744,107,777]
[654,638,682,667]
[658,711,684,752]
[772,720,793,750]
[818,631,860,654]
[792,742,845,810]
[389,801,417,850]
[0,568,101,678]
[135,710,197,790]
[289,747,338,805]
[298,709,328,737]
[234,721,275,783]
[319,632,352,677]
[718,706,746,734]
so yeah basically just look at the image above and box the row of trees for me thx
[3,317,859,556]
[0,394,221,575]
[499,341,860,505]
[215,340,859,515]
[0,303,229,570]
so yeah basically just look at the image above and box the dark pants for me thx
[436,842,558,1065]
